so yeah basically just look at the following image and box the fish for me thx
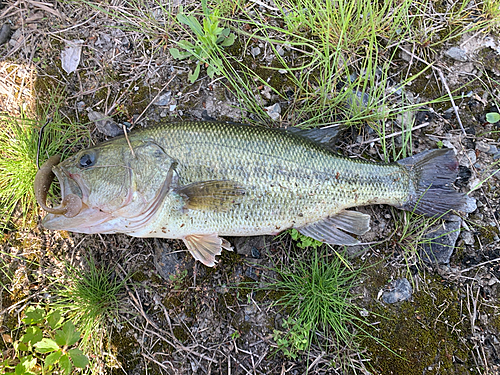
[34,121,465,267]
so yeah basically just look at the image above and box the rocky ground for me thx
[1,1,500,374]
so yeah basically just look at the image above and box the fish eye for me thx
[79,152,96,168]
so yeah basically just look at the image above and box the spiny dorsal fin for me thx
[285,125,344,147]
[183,234,233,267]
[176,180,245,212]
[297,210,371,246]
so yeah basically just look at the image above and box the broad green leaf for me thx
[169,48,190,60]
[47,310,63,330]
[177,40,195,51]
[68,348,89,368]
[34,338,59,353]
[21,326,42,345]
[177,13,203,36]
[220,33,236,47]
[17,342,28,352]
[58,354,71,375]
[188,64,201,83]
[22,308,44,325]
[44,350,62,368]
[486,112,500,124]
[16,355,37,374]
[55,321,80,347]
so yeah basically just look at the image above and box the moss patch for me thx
[364,276,475,374]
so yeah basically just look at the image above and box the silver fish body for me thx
[36,121,465,266]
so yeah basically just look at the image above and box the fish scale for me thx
[129,122,409,237]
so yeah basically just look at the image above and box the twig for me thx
[247,0,279,11]
[398,46,466,135]
[459,256,500,274]
[357,121,430,146]
[122,124,135,158]
[132,74,177,127]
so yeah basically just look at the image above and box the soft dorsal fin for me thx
[176,180,245,212]
[297,210,371,245]
[285,125,344,146]
[183,234,233,267]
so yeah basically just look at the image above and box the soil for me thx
[1,1,500,375]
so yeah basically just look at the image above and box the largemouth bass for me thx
[35,121,465,266]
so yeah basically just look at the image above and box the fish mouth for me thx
[35,155,112,233]
[34,155,85,219]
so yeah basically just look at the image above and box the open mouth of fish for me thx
[34,155,84,217]
[34,155,112,232]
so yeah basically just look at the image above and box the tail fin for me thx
[398,149,466,216]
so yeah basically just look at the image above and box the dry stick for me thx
[459,256,500,274]
[115,264,217,365]
[132,73,177,128]
[357,121,430,146]
[398,46,466,136]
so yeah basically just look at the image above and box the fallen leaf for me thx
[61,39,83,74]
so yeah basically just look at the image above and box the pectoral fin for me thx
[298,210,371,246]
[183,234,233,267]
[176,180,245,212]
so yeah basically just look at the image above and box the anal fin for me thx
[297,210,371,246]
[183,234,233,267]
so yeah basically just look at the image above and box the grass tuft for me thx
[265,247,373,363]
[52,256,128,353]
[0,104,88,231]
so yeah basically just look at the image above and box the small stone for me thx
[245,267,259,281]
[445,47,468,62]
[265,103,281,121]
[169,104,177,111]
[250,246,261,259]
[251,46,261,57]
[489,145,499,154]
[87,110,123,137]
[459,150,477,167]
[154,91,172,106]
[0,23,11,45]
[461,231,475,245]
[381,278,413,304]
[462,196,477,213]
[76,101,86,112]
[421,220,461,265]
[476,141,491,153]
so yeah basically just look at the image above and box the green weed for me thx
[169,0,236,83]
[288,229,323,249]
[0,106,88,231]
[0,306,89,375]
[486,112,500,124]
[264,248,371,360]
[52,257,128,354]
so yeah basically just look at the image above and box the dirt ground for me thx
[1,1,500,374]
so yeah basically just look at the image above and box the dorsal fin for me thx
[285,125,344,147]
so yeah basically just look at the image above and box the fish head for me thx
[36,137,176,234]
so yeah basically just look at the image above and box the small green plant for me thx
[486,112,500,124]
[169,0,235,83]
[53,257,127,353]
[264,248,370,359]
[273,317,310,359]
[289,229,324,249]
[0,105,88,230]
[1,306,89,375]
[230,330,241,340]
[169,269,188,290]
